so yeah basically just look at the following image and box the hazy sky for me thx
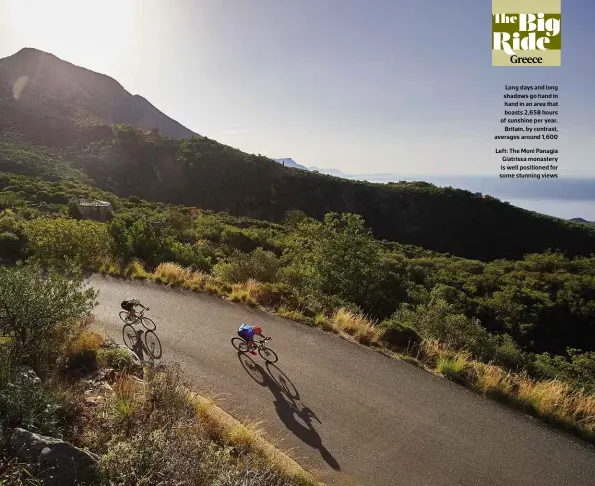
[1,0,593,176]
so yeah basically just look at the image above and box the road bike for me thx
[231,336,278,363]
[119,307,156,331]
[122,323,162,360]
[119,307,161,360]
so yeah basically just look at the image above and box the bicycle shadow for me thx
[124,327,163,364]
[237,352,340,471]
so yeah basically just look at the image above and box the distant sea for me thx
[502,199,595,220]
[352,175,595,221]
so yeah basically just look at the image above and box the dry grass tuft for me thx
[204,283,221,295]
[417,339,595,438]
[229,290,258,307]
[65,330,104,357]
[314,313,335,332]
[97,257,123,276]
[222,419,264,451]
[126,259,150,279]
[232,278,262,296]
[332,308,384,345]
[436,351,470,381]
[111,374,143,423]
[276,306,306,323]
[470,362,515,398]
[153,262,192,285]
[514,377,595,433]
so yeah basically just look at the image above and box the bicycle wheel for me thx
[122,324,138,351]
[119,311,134,325]
[259,346,278,363]
[231,337,249,352]
[140,317,157,331]
[144,331,162,360]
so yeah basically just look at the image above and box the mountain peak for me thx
[0,47,199,140]
[15,47,55,57]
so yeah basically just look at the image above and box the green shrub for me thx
[252,282,295,308]
[220,227,260,253]
[35,190,51,202]
[67,200,83,219]
[534,349,595,393]
[159,238,214,272]
[25,217,113,267]
[194,215,224,242]
[391,299,484,349]
[97,347,137,371]
[379,319,422,350]
[491,333,530,371]
[0,338,16,389]
[0,382,66,437]
[0,262,97,376]
[0,216,28,261]
[213,247,280,284]
[436,353,469,382]
[283,209,309,228]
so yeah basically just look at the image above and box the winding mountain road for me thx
[90,275,595,486]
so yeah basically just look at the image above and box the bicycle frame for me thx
[127,308,146,323]
[232,335,277,363]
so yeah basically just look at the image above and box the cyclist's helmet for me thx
[253,326,263,334]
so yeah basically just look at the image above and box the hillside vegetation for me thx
[1,48,595,261]
[1,172,594,395]
[2,124,595,261]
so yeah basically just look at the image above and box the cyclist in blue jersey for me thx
[238,323,266,355]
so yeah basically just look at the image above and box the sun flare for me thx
[2,0,140,74]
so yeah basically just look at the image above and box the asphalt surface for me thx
[89,275,595,486]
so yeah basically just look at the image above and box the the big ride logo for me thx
[492,0,561,67]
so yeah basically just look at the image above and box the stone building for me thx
[75,199,113,221]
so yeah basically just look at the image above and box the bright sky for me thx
[0,0,594,176]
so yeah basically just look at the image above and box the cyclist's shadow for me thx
[238,352,340,471]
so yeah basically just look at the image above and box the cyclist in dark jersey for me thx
[120,297,147,320]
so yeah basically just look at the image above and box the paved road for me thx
[89,276,595,486]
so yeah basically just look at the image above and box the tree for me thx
[125,219,168,268]
[67,200,83,219]
[0,215,28,261]
[281,212,402,317]
[283,209,308,228]
[0,261,98,375]
[176,136,205,170]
